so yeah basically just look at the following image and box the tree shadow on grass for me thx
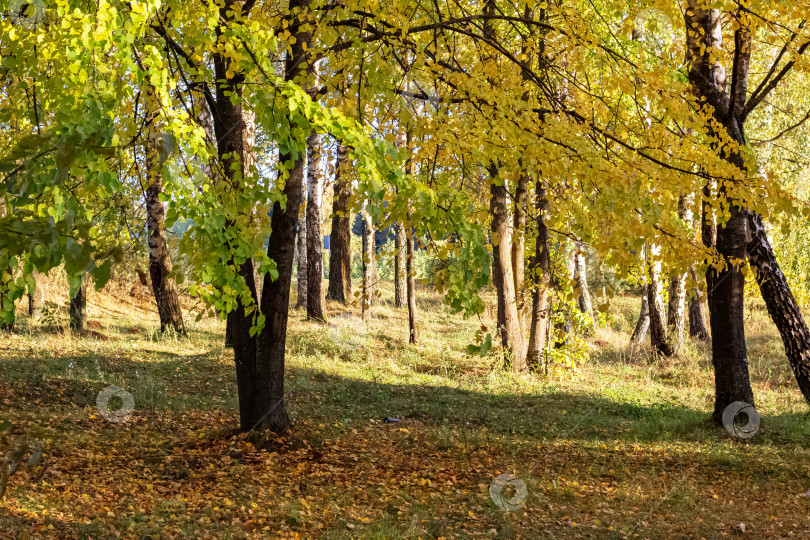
[2,349,810,450]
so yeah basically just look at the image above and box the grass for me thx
[1,274,810,538]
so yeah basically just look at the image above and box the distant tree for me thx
[326,144,352,304]
[631,284,650,344]
[28,270,44,320]
[143,84,186,335]
[69,276,86,332]
[394,222,406,308]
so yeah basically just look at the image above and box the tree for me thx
[361,204,375,320]
[482,1,526,372]
[688,207,709,342]
[681,0,810,417]
[143,84,186,335]
[305,128,325,321]
[326,144,352,304]
[296,195,307,309]
[631,284,650,344]
[527,185,551,366]
[665,199,688,355]
[747,214,810,403]
[27,270,43,320]
[574,242,593,323]
[489,166,526,370]
[402,133,420,344]
[512,174,528,336]
[688,277,710,342]
[405,210,420,344]
[646,248,673,357]
[394,223,407,308]
[69,276,86,332]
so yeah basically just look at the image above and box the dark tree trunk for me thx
[225,314,234,348]
[685,0,754,421]
[527,184,550,367]
[647,247,673,357]
[28,270,43,320]
[69,277,86,332]
[706,205,753,420]
[209,0,312,432]
[326,143,352,303]
[305,129,325,321]
[144,86,186,335]
[405,212,419,344]
[239,0,314,432]
[221,100,255,346]
[489,167,526,371]
[394,222,406,308]
[631,284,650,344]
[747,213,810,404]
[688,267,709,341]
[212,31,268,428]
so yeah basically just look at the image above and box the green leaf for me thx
[91,260,112,289]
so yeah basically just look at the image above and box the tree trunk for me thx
[688,267,709,341]
[361,205,374,320]
[489,167,526,371]
[305,128,325,321]
[747,213,810,404]
[295,197,307,308]
[405,212,419,344]
[689,200,710,341]
[69,277,86,332]
[144,85,186,335]
[512,173,528,337]
[222,100,255,346]
[28,270,43,320]
[394,222,406,308]
[631,284,650,344]
[685,0,754,422]
[574,242,593,321]
[666,272,686,354]
[665,195,688,354]
[706,205,753,420]
[646,246,673,357]
[326,143,352,303]
[209,0,314,432]
[527,184,550,367]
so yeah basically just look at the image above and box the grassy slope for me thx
[0,275,809,539]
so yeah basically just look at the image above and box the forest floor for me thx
[1,276,810,539]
